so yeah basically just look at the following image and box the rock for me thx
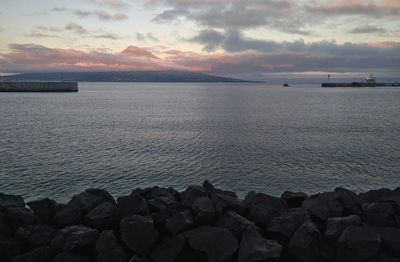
[0,193,24,211]
[129,256,151,262]
[5,207,36,227]
[359,188,394,203]
[267,208,310,241]
[27,198,57,225]
[238,228,282,262]
[184,226,238,262]
[192,197,216,225]
[301,193,343,221]
[180,186,207,208]
[50,225,99,252]
[370,226,400,256]
[325,215,362,240]
[10,245,52,262]
[120,215,159,255]
[165,210,194,235]
[281,191,307,208]
[0,212,13,237]
[337,226,381,262]
[211,193,246,215]
[0,236,21,262]
[73,188,115,213]
[95,230,127,262]
[53,201,84,228]
[362,202,398,227]
[53,253,90,262]
[117,194,150,217]
[288,221,326,262]
[244,192,287,227]
[216,211,256,241]
[203,180,237,198]
[334,188,365,215]
[150,235,188,262]
[15,225,56,246]
[85,202,119,229]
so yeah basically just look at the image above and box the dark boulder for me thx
[325,215,362,240]
[27,198,57,225]
[10,245,52,262]
[301,193,343,222]
[180,186,207,208]
[95,230,127,262]
[183,226,238,262]
[85,202,119,229]
[0,212,13,237]
[50,225,99,252]
[5,207,37,228]
[334,188,365,215]
[150,235,188,262]
[362,202,398,227]
[337,226,381,262]
[129,256,151,262]
[238,227,281,262]
[15,225,56,246]
[117,194,150,217]
[370,226,400,256]
[0,193,24,211]
[0,236,21,262]
[165,210,194,235]
[203,180,237,198]
[359,188,395,203]
[281,191,307,208]
[211,193,246,215]
[192,197,216,225]
[53,253,90,262]
[267,208,310,241]
[216,211,256,241]
[53,201,84,228]
[73,188,115,213]
[120,215,159,255]
[288,221,327,262]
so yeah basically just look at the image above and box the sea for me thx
[1,83,399,202]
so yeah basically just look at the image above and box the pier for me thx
[0,82,78,92]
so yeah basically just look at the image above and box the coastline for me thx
[1,181,399,261]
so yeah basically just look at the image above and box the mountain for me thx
[0,71,258,83]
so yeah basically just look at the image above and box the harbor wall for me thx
[0,82,78,92]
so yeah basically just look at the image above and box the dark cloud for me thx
[92,33,122,39]
[349,25,387,34]
[94,11,128,21]
[65,23,88,34]
[135,32,160,43]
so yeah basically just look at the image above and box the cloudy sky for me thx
[0,0,399,79]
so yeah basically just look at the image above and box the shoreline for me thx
[1,182,399,261]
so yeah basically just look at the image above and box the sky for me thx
[0,0,399,80]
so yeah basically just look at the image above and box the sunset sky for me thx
[0,0,399,80]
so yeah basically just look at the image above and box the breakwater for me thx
[0,82,78,92]
[1,182,399,262]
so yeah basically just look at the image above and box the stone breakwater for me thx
[0,82,78,92]
[1,182,399,262]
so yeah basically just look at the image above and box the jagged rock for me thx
[301,193,343,221]
[238,227,282,262]
[211,193,246,215]
[180,186,207,208]
[334,188,365,215]
[95,230,127,262]
[337,226,381,262]
[51,225,99,252]
[203,181,237,198]
[359,188,395,203]
[0,193,24,211]
[370,226,400,256]
[120,215,159,255]
[138,187,179,206]
[288,221,326,262]
[15,225,56,246]
[0,212,13,237]
[165,210,194,235]
[362,202,398,227]
[325,215,362,240]
[53,253,90,262]
[216,211,256,241]
[244,192,287,227]
[85,202,119,229]
[53,201,84,228]
[281,191,307,208]
[129,256,151,262]
[27,198,57,225]
[184,226,238,262]
[10,245,52,262]
[267,208,310,241]
[0,236,21,262]
[117,194,150,217]
[192,197,216,225]
[150,235,188,262]
[73,188,115,213]
[5,207,37,227]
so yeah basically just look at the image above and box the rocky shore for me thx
[1,182,399,262]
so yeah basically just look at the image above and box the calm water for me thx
[1,83,399,202]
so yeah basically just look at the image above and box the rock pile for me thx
[1,182,400,261]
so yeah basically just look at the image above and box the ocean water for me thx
[1,83,399,202]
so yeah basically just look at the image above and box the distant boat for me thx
[283,83,290,87]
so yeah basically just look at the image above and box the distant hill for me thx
[0,71,258,83]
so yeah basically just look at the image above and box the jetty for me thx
[0,82,78,92]
[322,74,399,87]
